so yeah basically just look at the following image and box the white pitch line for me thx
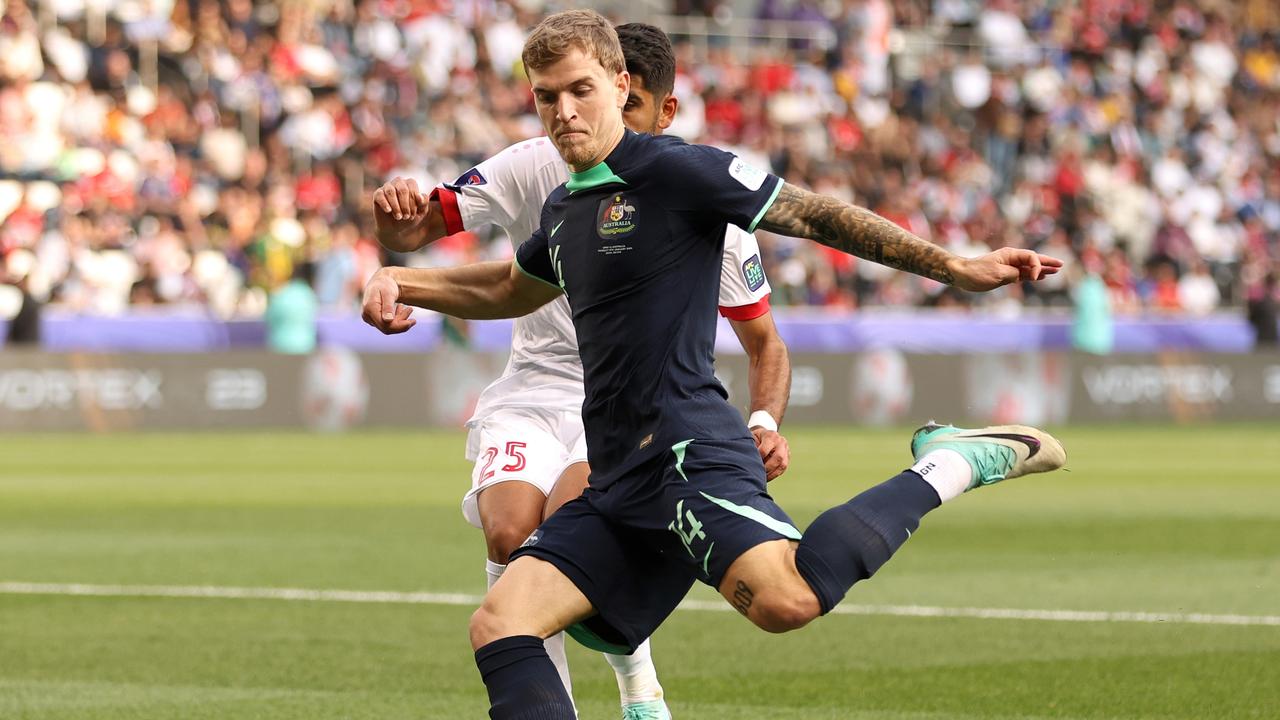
[2,581,1278,628]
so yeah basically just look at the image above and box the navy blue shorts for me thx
[510,435,801,654]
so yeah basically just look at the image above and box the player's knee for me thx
[469,603,508,649]
[750,588,822,633]
[485,520,539,564]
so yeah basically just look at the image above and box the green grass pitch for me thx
[1,426,1277,719]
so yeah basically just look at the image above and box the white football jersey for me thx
[431,137,772,423]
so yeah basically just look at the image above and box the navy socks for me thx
[794,471,942,614]
[475,635,576,720]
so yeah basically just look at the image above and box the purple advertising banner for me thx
[1,350,1276,432]
[1,310,1267,354]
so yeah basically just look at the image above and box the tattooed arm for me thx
[756,183,1062,292]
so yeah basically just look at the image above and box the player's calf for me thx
[478,481,548,562]
[484,521,541,565]
[475,635,577,720]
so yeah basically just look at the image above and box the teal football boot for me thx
[910,423,1066,490]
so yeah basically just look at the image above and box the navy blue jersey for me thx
[514,131,784,487]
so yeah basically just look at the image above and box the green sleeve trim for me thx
[513,255,563,293]
[747,177,785,233]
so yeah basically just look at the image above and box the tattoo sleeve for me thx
[757,183,957,285]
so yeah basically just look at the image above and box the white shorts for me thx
[461,407,588,528]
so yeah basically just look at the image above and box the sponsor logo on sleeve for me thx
[742,254,766,291]
[452,168,487,187]
[728,156,767,191]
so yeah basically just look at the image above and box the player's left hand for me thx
[361,269,417,334]
[751,427,790,481]
[949,248,1064,292]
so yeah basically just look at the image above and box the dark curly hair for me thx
[615,23,676,99]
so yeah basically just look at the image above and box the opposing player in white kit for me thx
[370,24,791,719]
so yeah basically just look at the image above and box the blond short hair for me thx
[522,9,625,76]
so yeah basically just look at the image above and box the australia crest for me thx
[597,194,637,239]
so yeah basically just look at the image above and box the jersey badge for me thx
[452,167,487,187]
[728,156,767,191]
[597,194,637,239]
[742,254,766,292]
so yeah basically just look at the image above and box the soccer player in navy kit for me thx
[371,25,790,718]
[363,11,1067,719]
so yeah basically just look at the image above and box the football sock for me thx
[911,449,972,503]
[486,560,574,707]
[542,632,573,711]
[485,559,506,589]
[475,635,578,720]
[603,638,665,706]
[794,471,941,614]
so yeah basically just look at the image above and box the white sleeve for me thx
[430,138,559,235]
[718,225,773,320]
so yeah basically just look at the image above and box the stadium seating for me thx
[0,0,1276,319]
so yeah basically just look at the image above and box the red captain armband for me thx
[429,186,466,236]
[719,293,771,322]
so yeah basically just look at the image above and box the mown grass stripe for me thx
[3,581,1276,627]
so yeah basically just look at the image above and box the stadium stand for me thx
[0,0,1276,319]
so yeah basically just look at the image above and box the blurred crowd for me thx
[734,0,1280,316]
[0,0,1278,320]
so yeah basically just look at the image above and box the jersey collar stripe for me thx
[746,177,785,233]
[429,187,466,235]
[565,161,628,194]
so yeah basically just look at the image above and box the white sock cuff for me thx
[912,448,972,503]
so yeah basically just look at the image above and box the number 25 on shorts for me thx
[479,441,528,481]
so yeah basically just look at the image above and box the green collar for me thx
[566,161,628,193]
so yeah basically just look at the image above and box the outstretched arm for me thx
[361,261,562,334]
[729,311,791,481]
[756,183,1062,291]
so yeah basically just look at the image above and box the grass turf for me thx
[0,426,1277,719]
